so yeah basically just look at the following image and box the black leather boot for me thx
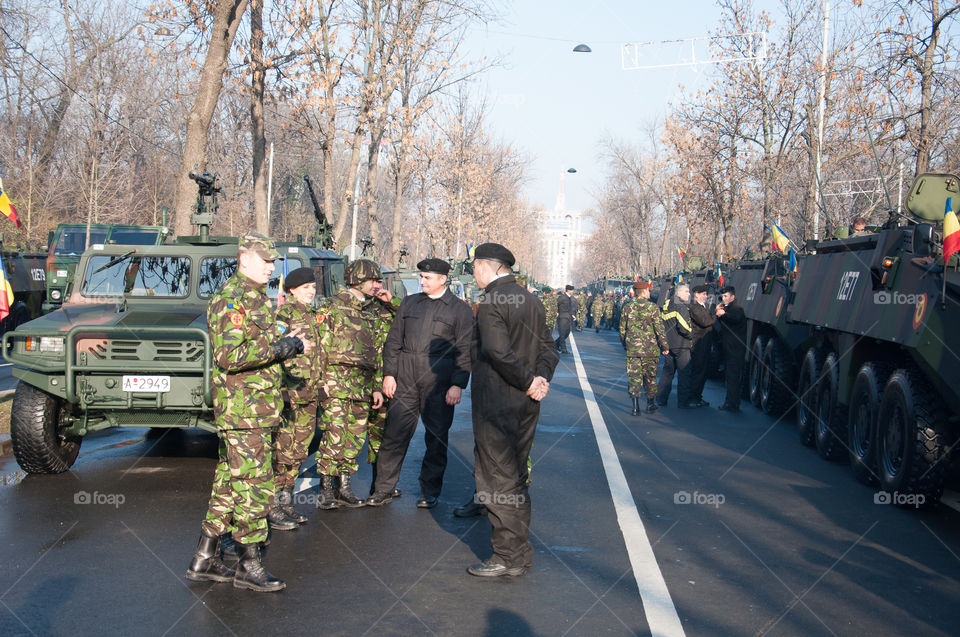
[221,533,269,557]
[317,475,340,510]
[233,542,285,592]
[336,473,365,508]
[185,531,235,583]
[631,397,641,417]
[646,398,658,414]
[267,502,299,531]
[278,487,307,524]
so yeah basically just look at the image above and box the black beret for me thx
[719,285,737,295]
[473,242,515,267]
[417,258,450,275]
[283,267,315,291]
[565,284,574,291]
[692,284,708,294]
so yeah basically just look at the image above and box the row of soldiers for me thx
[618,280,747,417]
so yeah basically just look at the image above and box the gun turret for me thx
[303,175,334,250]
[360,235,374,257]
[189,171,220,243]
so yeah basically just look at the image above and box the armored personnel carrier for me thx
[3,172,344,474]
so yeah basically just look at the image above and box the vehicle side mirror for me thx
[913,223,935,257]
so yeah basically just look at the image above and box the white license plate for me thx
[121,375,171,392]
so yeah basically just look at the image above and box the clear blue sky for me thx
[461,0,777,214]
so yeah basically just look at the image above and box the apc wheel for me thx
[877,368,949,505]
[815,352,847,461]
[796,347,823,447]
[9,382,81,474]
[847,362,893,485]
[748,335,767,408]
[760,338,796,416]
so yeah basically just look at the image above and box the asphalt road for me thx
[1,328,958,636]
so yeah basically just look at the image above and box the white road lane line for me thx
[569,334,686,637]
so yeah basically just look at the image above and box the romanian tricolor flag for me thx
[675,271,684,285]
[716,263,725,286]
[0,253,14,322]
[767,222,791,253]
[944,197,960,265]
[789,248,798,273]
[0,179,21,228]
[676,245,686,260]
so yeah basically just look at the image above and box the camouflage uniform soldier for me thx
[591,294,604,332]
[315,259,399,509]
[620,281,669,416]
[187,232,308,593]
[542,288,558,334]
[603,295,615,329]
[364,275,400,471]
[272,267,324,526]
[575,292,587,331]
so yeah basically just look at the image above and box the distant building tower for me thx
[543,172,584,288]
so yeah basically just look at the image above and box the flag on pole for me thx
[716,263,725,286]
[467,243,476,259]
[676,245,686,260]
[277,256,288,306]
[767,222,791,253]
[789,248,798,273]
[675,271,684,285]
[0,253,14,322]
[0,178,21,228]
[944,197,960,265]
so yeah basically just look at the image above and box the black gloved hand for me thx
[271,336,304,361]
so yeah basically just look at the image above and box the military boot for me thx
[316,475,340,510]
[185,531,235,583]
[221,533,269,558]
[277,486,308,524]
[267,502,299,531]
[233,542,285,592]
[336,473,365,507]
[631,397,641,417]
[646,398,658,414]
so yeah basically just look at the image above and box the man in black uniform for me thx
[467,243,558,578]
[554,284,578,354]
[656,283,694,407]
[687,284,715,408]
[715,285,747,412]
[368,258,474,508]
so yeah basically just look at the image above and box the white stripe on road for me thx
[569,334,686,637]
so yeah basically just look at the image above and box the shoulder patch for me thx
[230,312,245,328]
[277,320,289,335]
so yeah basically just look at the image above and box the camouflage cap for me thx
[344,258,382,286]
[239,232,280,260]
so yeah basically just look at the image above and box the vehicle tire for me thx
[11,302,31,328]
[796,347,823,447]
[847,362,893,485]
[877,368,949,506]
[748,335,767,408]
[760,337,796,416]
[9,381,81,474]
[815,352,847,461]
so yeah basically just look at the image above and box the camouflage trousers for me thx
[626,356,659,399]
[201,429,274,544]
[274,401,318,490]
[317,397,370,476]
[366,405,386,464]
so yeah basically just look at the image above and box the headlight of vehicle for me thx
[51,289,62,300]
[39,337,64,354]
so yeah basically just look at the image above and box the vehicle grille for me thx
[80,339,204,363]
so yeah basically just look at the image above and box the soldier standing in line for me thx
[591,294,604,332]
[186,232,308,593]
[687,284,715,408]
[364,274,401,495]
[542,288,558,337]
[554,285,577,354]
[368,258,474,508]
[619,281,669,416]
[315,259,399,510]
[657,283,694,408]
[575,291,587,331]
[271,267,324,526]
[603,294,615,330]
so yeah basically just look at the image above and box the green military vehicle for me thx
[0,244,48,335]
[43,222,171,312]
[4,172,345,474]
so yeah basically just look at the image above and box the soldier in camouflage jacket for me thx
[619,281,669,416]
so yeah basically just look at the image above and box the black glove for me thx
[271,336,304,361]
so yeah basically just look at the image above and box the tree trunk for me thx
[364,134,383,258]
[250,0,269,234]
[172,0,250,237]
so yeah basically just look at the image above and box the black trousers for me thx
[689,335,712,400]
[555,318,572,352]
[373,376,455,498]
[723,350,745,408]
[657,348,692,406]
[473,402,538,569]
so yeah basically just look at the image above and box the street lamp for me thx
[573,44,592,53]
[567,168,577,173]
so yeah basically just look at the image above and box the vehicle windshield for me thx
[198,255,306,299]
[402,278,421,295]
[81,255,190,298]
[108,228,163,245]
[55,228,108,255]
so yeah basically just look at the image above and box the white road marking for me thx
[569,334,686,637]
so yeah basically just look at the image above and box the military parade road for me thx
[1,328,959,636]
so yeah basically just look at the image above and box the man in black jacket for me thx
[656,284,694,407]
[368,258,474,509]
[715,285,747,412]
[687,284,715,408]
[555,284,578,354]
[466,243,558,578]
